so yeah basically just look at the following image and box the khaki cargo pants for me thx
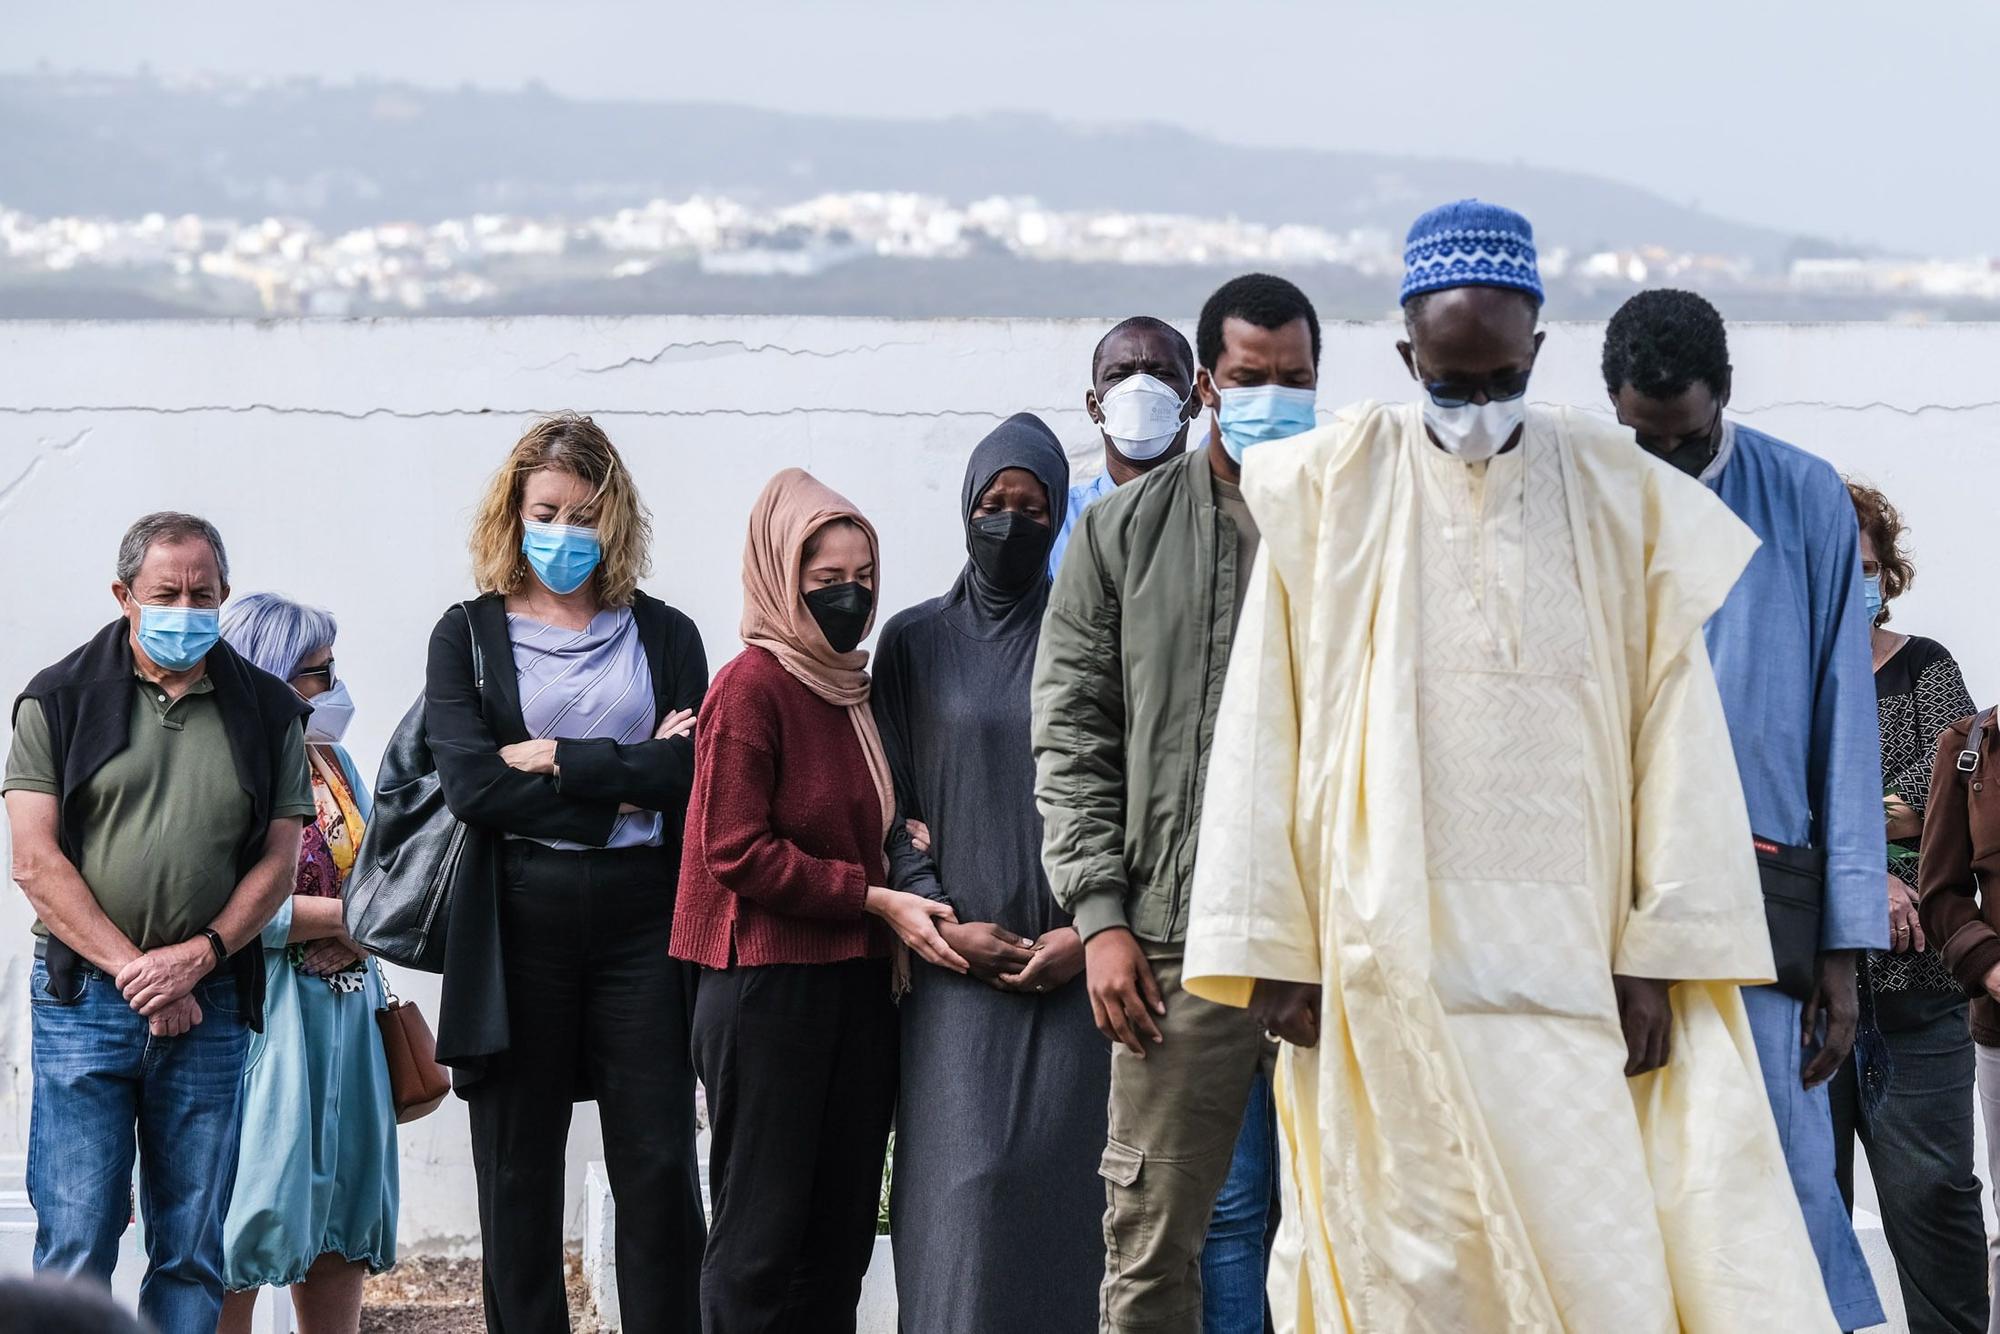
[1099,943,1274,1332]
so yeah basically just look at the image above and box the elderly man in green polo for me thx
[4,511,311,1333]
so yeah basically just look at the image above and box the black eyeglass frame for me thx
[1422,371,1533,411]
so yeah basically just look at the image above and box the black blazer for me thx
[423,589,707,1088]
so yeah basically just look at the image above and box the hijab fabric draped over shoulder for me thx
[739,466,894,838]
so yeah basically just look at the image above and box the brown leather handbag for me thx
[375,969,451,1123]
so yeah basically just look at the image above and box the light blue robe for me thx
[1046,469,1116,578]
[222,745,399,1289]
[1704,423,1887,1330]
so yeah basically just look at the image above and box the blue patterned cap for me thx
[1399,199,1544,306]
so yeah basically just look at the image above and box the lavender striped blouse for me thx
[506,607,661,850]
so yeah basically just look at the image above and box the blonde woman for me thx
[427,414,707,1332]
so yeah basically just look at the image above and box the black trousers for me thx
[1831,987,1989,1334]
[691,957,898,1334]
[467,842,705,1334]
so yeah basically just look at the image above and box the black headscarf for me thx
[943,412,1070,640]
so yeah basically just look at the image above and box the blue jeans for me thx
[28,957,249,1334]
[1831,988,1988,1334]
[1201,1069,1276,1334]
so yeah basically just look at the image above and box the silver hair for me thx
[115,511,229,588]
[219,593,338,681]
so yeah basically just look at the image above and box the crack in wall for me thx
[526,339,925,375]
[0,405,1062,422]
[0,427,92,511]
[6,400,1997,424]
[1733,398,2000,417]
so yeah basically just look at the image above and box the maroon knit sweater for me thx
[671,646,892,969]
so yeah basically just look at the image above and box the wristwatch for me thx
[201,928,228,968]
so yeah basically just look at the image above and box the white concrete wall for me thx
[0,314,1996,1252]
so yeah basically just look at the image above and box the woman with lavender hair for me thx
[216,592,396,1334]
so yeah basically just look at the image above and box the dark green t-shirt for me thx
[1212,475,1263,635]
[3,678,313,949]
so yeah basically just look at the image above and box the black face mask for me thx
[967,511,1053,590]
[1646,412,1724,478]
[804,581,874,654]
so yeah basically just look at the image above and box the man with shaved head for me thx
[1035,275,1322,1331]
[1048,315,1202,575]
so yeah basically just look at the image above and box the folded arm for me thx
[425,612,619,845]
[555,624,709,811]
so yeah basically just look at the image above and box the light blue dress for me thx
[1046,470,1117,578]
[222,745,399,1289]
[1703,423,1887,1331]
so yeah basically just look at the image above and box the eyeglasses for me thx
[1422,368,1533,411]
[292,660,336,688]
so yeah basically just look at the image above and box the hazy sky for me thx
[12,0,1994,255]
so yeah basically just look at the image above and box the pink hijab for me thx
[739,467,895,839]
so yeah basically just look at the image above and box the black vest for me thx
[15,618,311,1030]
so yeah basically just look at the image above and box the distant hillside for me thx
[0,72,1823,268]
[470,255,1947,323]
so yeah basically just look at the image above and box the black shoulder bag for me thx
[1755,835,1824,1001]
[344,603,485,972]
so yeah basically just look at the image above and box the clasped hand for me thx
[298,929,365,977]
[935,922,1085,995]
[115,938,213,1037]
[865,887,970,974]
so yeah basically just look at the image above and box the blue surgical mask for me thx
[1864,573,1884,621]
[521,520,602,595]
[136,604,221,671]
[1216,385,1318,462]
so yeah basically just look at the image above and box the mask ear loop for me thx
[1175,376,1199,424]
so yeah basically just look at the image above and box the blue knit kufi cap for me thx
[1399,199,1545,306]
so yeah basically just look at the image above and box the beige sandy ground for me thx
[358,1249,601,1333]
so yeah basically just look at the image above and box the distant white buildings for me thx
[1,193,1987,316]
[1790,256,2000,301]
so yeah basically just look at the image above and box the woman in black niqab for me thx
[872,412,1108,1333]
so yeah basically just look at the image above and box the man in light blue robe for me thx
[1048,316,1198,576]
[1605,288,1887,1331]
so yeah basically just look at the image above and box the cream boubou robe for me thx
[1182,402,1836,1333]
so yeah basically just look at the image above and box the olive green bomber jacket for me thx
[1030,449,1248,946]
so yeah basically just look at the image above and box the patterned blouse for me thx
[1871,635,1976,993]
[286,744,369,993]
